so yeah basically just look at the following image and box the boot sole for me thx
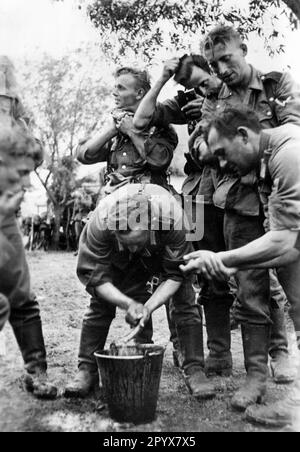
[206,369,233,378]
[245,411,292,428]
[231,395,265,412]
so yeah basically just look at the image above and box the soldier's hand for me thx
[117,114,134,136]
[162,58,180,81]
[125,301,148,327]
[181,97,204,120]
[180,250,233,281]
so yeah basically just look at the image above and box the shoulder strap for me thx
[261,71,283,126]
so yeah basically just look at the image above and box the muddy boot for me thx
[64,321,108,398]
[245,378,300,428]
[13,320,57,400]
[204,301,232,377]
[64,364,99,398]
[231,324,270,412]
[269,305,296,384]
[177,323,216,400]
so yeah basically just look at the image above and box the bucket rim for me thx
[94,349,164,360]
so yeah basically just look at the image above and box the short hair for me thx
[174,54,211,84]
[114,67,151,93]
[203,25,243,54]
[0,122,43,168]
[206,106,263,141]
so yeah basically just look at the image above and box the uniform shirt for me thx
[258,124,300,235]
[0,230,14,269]
[77,184,193,294]
[76,124,178,181]
[201,66,300,215]
[148,97,218,204]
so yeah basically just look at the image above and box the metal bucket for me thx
[95,344,165,424]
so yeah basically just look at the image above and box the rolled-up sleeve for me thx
[77,212,113,294]
[144,125,178,170]
[76,137,110,165]
[150,100,187,128]
[269,145,300,231]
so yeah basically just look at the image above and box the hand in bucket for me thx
[125,301,150,330]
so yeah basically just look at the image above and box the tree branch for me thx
[282,0,300,20]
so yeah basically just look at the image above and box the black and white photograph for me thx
[0,0,300,435]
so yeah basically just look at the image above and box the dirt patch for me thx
[0,252,297,432]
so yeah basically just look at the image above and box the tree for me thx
[20,47,112,249]
[86,0,299,62]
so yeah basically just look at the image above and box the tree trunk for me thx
[282,0,300,20]
[51,205,63,250]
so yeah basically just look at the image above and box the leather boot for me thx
[13,320,57,400]
[204,301,232,377]
[177,323,216,400]
[246,358,300,429]
[269,305,296,384]
[231,323,270,412]
[64,321,108,398]
[64,364,99,399]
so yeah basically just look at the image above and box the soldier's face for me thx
[208,126,257,177]
[113,74,143,110]
[177,66,221,95]
[117,230,150,254]
[205,40,248,87]
[10,156,34,190]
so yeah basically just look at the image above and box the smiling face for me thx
[113,73,144,110]
[204,39,250,88]
[207,126,259,177]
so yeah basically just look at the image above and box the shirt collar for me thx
[218,66,264,100]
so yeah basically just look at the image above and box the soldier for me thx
[76,66,178,195]
[75,66,194,374]
[182,107,300,429]
[64,183,216,401]
[133,55,234,376]
[188,25,299,410]
[0,123,57,399]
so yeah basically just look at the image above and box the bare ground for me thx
[0,251,298,433]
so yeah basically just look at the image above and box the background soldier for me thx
[0,123,57,399]
[182,107,300,429]
[65,184,216,401]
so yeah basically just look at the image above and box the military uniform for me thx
[243,124,300,427]
[199,67,300,382]
[65,184,215,399]
[0,90,56,398]
[147,96,234,375]
[76,124,178,195]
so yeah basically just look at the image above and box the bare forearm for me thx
[237,249,300,269]
[94,282,133,310]
[218,230,298,268]
[144,279,182,315]
[134,77,166,130]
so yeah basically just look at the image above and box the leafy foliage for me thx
[86,0,299,62]
[20,46,112,247]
